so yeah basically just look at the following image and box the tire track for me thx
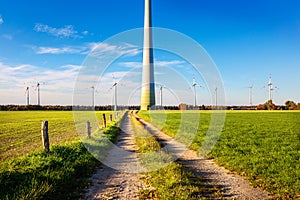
[133,112,272,200]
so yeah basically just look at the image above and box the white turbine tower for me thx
[91,86,95,108]
[25,86,30,105]
[192,77,203,107]
[159,85,166,109]
[265,74,278,102]
[35,81,46,106]
[111,74,118,111]
[248,85,253,106]
[141,0,155,110]
[113,82,117,111]
[36,82,40,105]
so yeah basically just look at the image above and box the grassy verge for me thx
[130,114,217,200]
[138,110,300,199]
[0,120,121,200]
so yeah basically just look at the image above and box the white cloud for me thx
[0,16,3,25]
[0,59,198,106]
[89,42,141,58]
[3,34,13,40]
[34,23,80,38]
[82,30,89,35]
[0,62,82,105]
[118,60,185,69]
[35,46,83,54]
[155,60,185,67]
[33,42,141,57]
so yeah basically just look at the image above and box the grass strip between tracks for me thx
[130,112,221,199]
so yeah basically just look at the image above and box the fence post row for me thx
[41,121,50,152]
[103,113,106,128]
[87,121,91,138]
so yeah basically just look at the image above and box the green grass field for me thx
[0,111,113,162]
[0,111,121,199]
[1,110,299,199]
[138,110,300,199]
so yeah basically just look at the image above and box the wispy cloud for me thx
[0,60,196,105]
[155,60,185,67]
[35,46,83,54]
[2,34,13,40]
[0,62,84,105]
[0,62,81,93]
[119,60,185,69]
[88,42,141,58]
[0,16,3,25]
[32,42,141,58]
[34,23,81,38]
[82,30,89,35]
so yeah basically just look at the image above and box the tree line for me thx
[0,101,299,111]
[285,100,300,110]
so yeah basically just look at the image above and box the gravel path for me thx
[83,112,144,200]
[134,114,272,200]
[83,112,272,199]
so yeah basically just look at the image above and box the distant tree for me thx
[257,100,275,110]
[285,100,297,110]
[265,100,275,110]
[257,104,264,110]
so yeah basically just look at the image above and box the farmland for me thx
[0,111,112,162]
[0,110,120,199]
[138,110,300,199]
[0,110,299,199]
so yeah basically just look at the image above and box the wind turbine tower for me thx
[248,85,253,106]
[111,75,118,111]
[113,82,117,111]
[267,74,278,102]
[159,85,165,109]
[91,86,95,108]
[37,82,40,106]
[140,0,155,110]
[192,77,197,107]
[25,86,30,105]
[192,77,203,107]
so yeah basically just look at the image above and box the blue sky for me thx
[0,0,299,106]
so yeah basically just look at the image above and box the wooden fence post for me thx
[109,114,113,122]
[87,121,91,138]
[103,113,106,128]
[41,121,50,152]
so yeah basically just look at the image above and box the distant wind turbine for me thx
[36,82,41,105]
[111,74,118,111]
[192,77,203,107]
[34,81,46,106]
[247,85,253,106]
[263,74,278,102]
[91,86,95,108]
[25,86,30,105]
[159,85,166,109]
